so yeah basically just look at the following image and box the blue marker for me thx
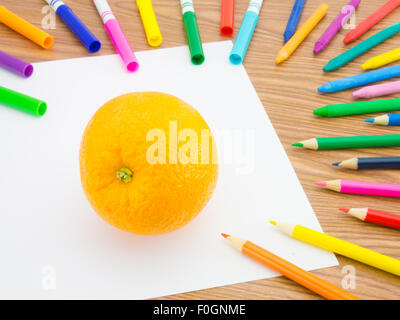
[318,65,400,93]
[45,0,101,53]
[365,114,400,126]
[229,0,264,65]
[283,0,306,43]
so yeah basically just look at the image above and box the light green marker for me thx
[0,86,46,116]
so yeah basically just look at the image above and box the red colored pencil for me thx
[340,208,400,230]
[344,0,400,44]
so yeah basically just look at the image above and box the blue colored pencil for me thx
[318,65,400,93]
[365,113,400,126]
[283,0,306,43]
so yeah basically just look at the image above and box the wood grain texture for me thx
[1,0,399,300]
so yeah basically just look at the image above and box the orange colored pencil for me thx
[222,233,360,300]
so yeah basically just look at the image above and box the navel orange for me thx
[80,92,218,235]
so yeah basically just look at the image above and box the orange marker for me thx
[222,233,360,300]
[0,6,54,49]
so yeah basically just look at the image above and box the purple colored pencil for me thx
[353,80,400,99]
[0,50,33,78]
[314,0,361,54]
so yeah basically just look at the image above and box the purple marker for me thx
[0,50,33,78]
[314,0,361,54]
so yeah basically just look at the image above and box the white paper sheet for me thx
[0,41,337,299]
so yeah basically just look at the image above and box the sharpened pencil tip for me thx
[365,118,374,123]
[339,208,350,213]
[332,162,340,166]
[269,221,277,226]
[292,142,303,147]
[221,233,230,239]
[315,181,327,187]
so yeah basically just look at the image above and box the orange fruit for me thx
[80,92,218,235]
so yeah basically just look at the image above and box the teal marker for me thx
[180,0,204,65]
[229,0,264,65]
[324,22,400,72]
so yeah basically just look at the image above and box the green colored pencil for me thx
[314,98,400,117]
[323,22,400,72]
[292,134,400,150]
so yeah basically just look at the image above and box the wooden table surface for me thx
[1,0,399,300]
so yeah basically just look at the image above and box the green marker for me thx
[323,22,400,72]
[180,0,204,65]
[0,86,46,116]
[292,134,400,150]
[314,98,400,117]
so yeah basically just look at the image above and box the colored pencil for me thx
[344,0,400,44]
[270,221,400,276]
[365,114,400,126]
[283,0,306,43]
[293,134,400,150]
[0,6,54,49]
[93,0,139,72]
[229,0,264,65]
[323,22,400,72]
[362,48,400,70]
[44,0,101,53]
[318,65,400,93]
[314,0,361,54]
[222,233,360,300]
[340,208,400,230]
[276,3,328,64]
[314,98,400,117]
[220,0,235,36]
[137,0,163,47]
[333,157,400,170]
[316,179,400,198]
[353,81,400,99]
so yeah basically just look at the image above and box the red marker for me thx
[344,0,400,44]
[340,208,400,230]
[220,0,235,36]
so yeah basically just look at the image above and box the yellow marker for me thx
[276,3,329,64]
[362,48,400,70]
[136,0,162,47]
[270,221,400,276]
[0,5,53,49]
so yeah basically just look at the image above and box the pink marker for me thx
[93,0,139,72]
[353,80,400,99]
[316,179,400,198]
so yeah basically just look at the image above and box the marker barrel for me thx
[0,50,33,78]
[182,10,204,65]
[220,0,235,36]
[137,0,162,47]
[0,6,54,49]
[0,86,46,117]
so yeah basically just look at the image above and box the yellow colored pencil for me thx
[270,221,400,276]
[276,3,329,64]
[362,48,400,70]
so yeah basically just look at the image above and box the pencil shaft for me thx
[324,22,400,72]
[365,209,400,229]
[358,157,400,169]
[293,224,400,276]
[316,134,400,149]
[242,240,359,300]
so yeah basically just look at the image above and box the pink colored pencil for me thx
[314,0,361,54]
[353,80,400,98]
[316,179,400,197]
[93,0,139,72]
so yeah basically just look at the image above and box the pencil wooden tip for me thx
[315,181,326,187]
[221,233,230,239]
[339,208,350,213]
[269,221,277,226]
